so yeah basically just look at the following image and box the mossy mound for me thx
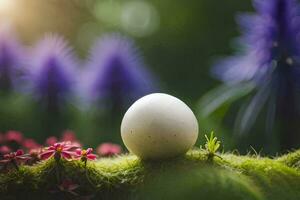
[138,167,263,200]
[1,149,300,200]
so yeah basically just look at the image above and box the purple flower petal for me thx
[25,34,78,108]
[81,33,157,109]
[211,0,300,135]
[0,24,25,92]
[213,0,300,84]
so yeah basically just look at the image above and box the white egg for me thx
[121,93,199,160]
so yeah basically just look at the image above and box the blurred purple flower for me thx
[0,25,25,92]
[213,0,300,84]
[210,0,300,137]
[82,34,156,110]
[26,34,77,109]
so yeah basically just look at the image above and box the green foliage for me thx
[204,131,221,160]
[197,83,255,118]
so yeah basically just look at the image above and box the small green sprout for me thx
[204,131,221,161]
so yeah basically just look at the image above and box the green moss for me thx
[277,149,300,168]
[138,167,264,200]
[1,149,300,199]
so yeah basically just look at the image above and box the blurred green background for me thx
[0,0,264,153]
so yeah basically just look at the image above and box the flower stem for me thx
[54,155,61,184]
[55,164,61,184]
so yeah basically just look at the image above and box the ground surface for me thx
[1,149,300,200]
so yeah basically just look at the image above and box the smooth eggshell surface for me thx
[121,93,199,160]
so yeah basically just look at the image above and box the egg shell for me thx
[121,93,199,160]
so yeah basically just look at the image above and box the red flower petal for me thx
[16,149,24,156]
[86,148,93,154]
[87,154,97,160]
[61,151,74,160]
[75,149,82,155]
[0,159,10,163]
[16,155,31,162]
[61,130,77,142]
[0,145,12,154]
[40,150,55,160]
[23,139,40,150]
[45,136,58,146]
[5,131,23,143]
[47,146,56,150]
[97,143,122,156]
[63,146,73,151]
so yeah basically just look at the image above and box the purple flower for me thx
[82,33,156,110]
[213,0,300,84]
[0,25,25,92]
[26,34,77,109]
[210,0,300,137]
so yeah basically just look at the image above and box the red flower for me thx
[61,130,77,142]
[5,131,23,143]
[40,142,77,161]
[26,148,43,165]
[58,180,79,195]
[29,148,43,155]
[0,145,12,155]
[61,130,82,147]
[70,141,82,148]
[0,149,30,169]
[75,148,97,162]
[50,179,79,196]
[97,143,122,157]
[22,138,41,150]
[45,136,58,146]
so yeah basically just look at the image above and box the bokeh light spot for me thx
[93,1,122,27]
[0,0,16,14]
[121,1,160,37]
